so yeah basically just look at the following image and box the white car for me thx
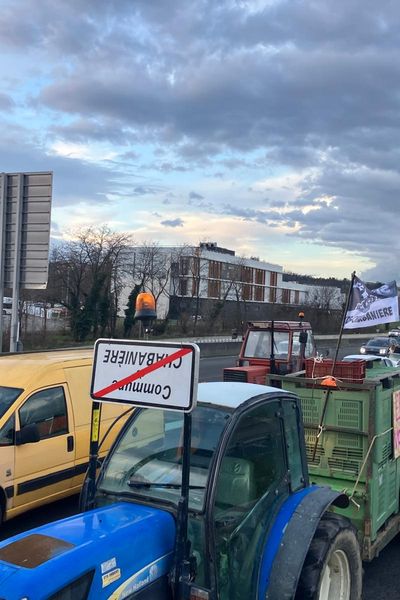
[389,329,400,337]
[343,354,400,368]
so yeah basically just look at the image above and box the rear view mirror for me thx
[16,423,40,445]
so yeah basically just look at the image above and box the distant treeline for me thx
[282,272,387,293]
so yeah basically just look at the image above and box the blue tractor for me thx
[0,382,361,599]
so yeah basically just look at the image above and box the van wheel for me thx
[295,513,362,600]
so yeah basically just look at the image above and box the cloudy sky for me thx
[1,0,399,281]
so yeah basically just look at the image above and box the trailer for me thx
[266,356,400,561]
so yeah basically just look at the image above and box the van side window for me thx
[0,415,15,446]
[19,387,68,439]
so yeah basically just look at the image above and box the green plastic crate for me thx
[282,371,400,543]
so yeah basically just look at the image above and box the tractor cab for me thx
[224,319,316,384]
[94,382,309,599]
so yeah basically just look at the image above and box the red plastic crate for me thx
[305,358,365,383]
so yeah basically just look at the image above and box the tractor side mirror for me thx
[299,331,308,344]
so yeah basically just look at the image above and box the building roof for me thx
[0,348,93,389]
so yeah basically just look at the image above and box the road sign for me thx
[0,171,53,289]
[91,339,200,411]
[0,171,53,352]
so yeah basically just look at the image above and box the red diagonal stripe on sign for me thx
[93,347,193,398]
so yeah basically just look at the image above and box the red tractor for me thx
[224,316,316,384]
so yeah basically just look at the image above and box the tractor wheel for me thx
[295,512,362,600]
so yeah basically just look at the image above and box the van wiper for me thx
[128,478,204,490]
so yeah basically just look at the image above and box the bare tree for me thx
[305,285,343,311]
[205,256,251,331]
[185,247,209,334]
[131,243,172,305]
[128,243,203,313]
[50,226,133,341]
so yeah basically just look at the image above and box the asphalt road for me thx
[0,349,397,599]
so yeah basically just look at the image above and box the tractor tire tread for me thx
[295,511,362,600]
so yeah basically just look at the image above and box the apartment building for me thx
[177,242,309,306]
[119,242,335,320]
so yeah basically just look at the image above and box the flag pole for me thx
[311,270,356,461]
[330,270,357,373]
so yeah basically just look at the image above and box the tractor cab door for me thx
[210,397,298,600]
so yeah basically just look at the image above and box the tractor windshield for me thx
[243,329,315,360]
[243,330,290,358]
[96,404,230,511]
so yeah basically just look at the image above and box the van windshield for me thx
[0,386,23,418]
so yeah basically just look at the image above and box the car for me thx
[359,337,394,356]
[343,354,400,368]
[276,340,301,355]
[389,328,400,337]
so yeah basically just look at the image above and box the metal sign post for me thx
[0,175,6,352]
[10,176,23,352]
[79,400,102,512]
[90,339,200,599]
[174,410,193,600]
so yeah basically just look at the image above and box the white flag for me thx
[344,277,399,330]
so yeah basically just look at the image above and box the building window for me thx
[209,261,222,279]
[180,257,190,275]
[179,279,188,296]
[269,272,278,303]
[193,257,200,277]
[221,262,239,280]
[255,269,265,285]
[241,266,253,283]
[254,286,264,301]
[192,278,200,296]
[281,289,290,304]
[208,280,221,298]
[242,284,252,301]
[171,261,179,277]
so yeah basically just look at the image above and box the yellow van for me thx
[0,348,130,522]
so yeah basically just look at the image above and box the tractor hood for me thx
[0,502,176,599]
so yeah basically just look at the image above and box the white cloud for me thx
[51,141,117,162]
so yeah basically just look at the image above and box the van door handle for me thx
[67,436,74,452]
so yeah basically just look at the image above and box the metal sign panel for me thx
[91,339,200,412]
[1,171,52,289]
